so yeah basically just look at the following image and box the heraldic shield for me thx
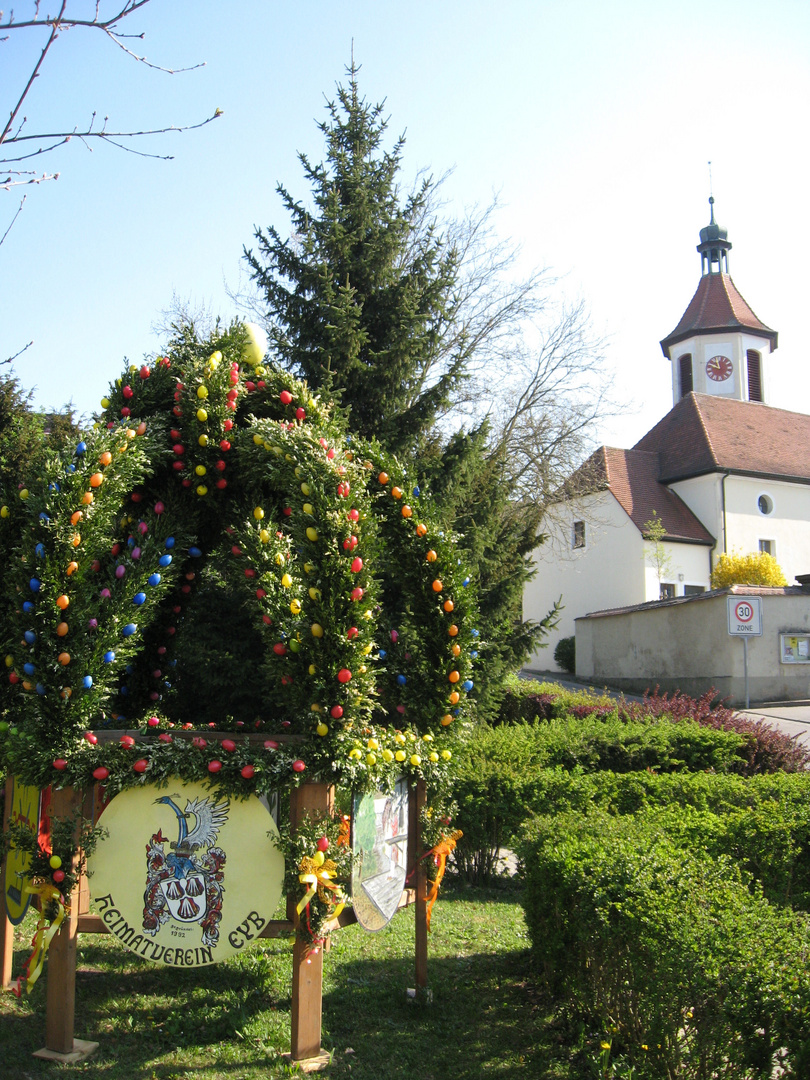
[88,780,285,966]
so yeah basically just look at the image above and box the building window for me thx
[747,349,763,402]
[758,493,774,515]
[678,354,693,398]
[572,520,585,549]
[684,585,706,596]
[759,539,774,557]
[659,583,676,599]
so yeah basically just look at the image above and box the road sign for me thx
[727,596,762,637]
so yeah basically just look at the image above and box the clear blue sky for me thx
[2,0,809,449]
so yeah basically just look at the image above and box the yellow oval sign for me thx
[88,781,284,966]
[4,779,41,925]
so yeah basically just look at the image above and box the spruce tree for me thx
[244,67,553,716]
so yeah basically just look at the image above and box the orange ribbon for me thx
[423,830,462,931]
[9,881,66,997]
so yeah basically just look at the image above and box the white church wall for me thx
[643,540,711,599]
[669,474,722,543]
[524,492,647,671]
[723,475,810,585]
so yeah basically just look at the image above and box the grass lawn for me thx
[0,881,592,1079]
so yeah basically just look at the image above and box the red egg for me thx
[241,765,255,779]
[292,759,306,773]
[317,836,330,852]
[221,739,236,753]
[208,760,222,773]
[133,759,148,773]
[93,766,109,781]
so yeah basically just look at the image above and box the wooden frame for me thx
[1,776,429,1065]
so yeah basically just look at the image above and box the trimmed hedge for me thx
[451,717,755,883]
[518,812,810,1079]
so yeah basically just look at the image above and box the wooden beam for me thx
[0,779,13,988]
[408,779,428,990]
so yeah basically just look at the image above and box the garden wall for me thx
[576,585,810,705]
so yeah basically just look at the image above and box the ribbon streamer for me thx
[422,830,463,931]
[9,881,66,997]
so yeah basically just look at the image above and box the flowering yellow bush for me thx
[710,551,788,589]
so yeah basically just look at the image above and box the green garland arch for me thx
[0,324,480,803]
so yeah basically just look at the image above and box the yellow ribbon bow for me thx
[297,855,346,921]
[10,881,67,997]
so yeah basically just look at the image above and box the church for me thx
[524,200,810,671]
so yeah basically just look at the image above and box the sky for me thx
[2,0,810,452]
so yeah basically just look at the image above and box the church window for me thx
[659,583,676,599]
[572,521,586,549]
[678,354,693,398]
[684,584,706,596]
[759,539,774,557]
[747,350,763,402]
[757,494,774,516]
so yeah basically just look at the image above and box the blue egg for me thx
[23,663,35,676]
[397,674,407,686]
[35,683,46,696]
[127,536,135,547]
[412,486,421,497]
[122,624,137,638]
[470,650,478,658]
[125,664,133,674]
[133,592,146,606]
[82,675,93,688]
[164,682,172,689]
[462,577,471,587]
[67,464,76,473]
[158,554,172,567]
[35,543,45,558]
[165,537,175,549]
[75,441,87,455]
[463,680,474,692]
[471,628,479,637]
[39,513,49,522]
[119,686,128,696]
[378,649,387,659]
[169,659,177,667]
[189,546,202,558]
[24,630,36,645]
[103,651,115,663]
[29,578,40,592]
[147,573,161,586]
[22,602,33,613]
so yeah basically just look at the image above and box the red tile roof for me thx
[568,445,714,544]
[633,393,810,483]
[660,273,777,355]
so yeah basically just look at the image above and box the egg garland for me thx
[0,323,479,802]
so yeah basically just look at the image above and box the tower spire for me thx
[697,191,730,275]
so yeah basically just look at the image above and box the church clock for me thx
[706,355,733,382]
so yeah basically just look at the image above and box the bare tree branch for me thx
[0,193,26,243]
[1,1,220,188]
[2,339,34,366]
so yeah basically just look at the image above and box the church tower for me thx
[660,198,777,407]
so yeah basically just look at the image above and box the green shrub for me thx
[518,812,810,1078]
[553,634,576,673]
[451,717,753,884]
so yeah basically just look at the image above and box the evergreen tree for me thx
[244,67,555,716]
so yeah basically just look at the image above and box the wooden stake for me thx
[288,782,333,1064]
[0,778,13,988]
[408,778,428,990]
[43,786,82,1055]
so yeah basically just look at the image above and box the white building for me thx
[525,200,810,671]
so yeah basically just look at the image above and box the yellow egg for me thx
[198,435,209,447]
[259,529,270,543]
[303,503,314,515]
[301,483,311,496]
[316,723,328,737]
[366,753,377,766]
[281,573,292,588]
[313,850,325,867]
[441,750,452,760]
[311,623,324,638]
[410,754,422,767]
[308,664,317,675]
[243,322,267,366]
[395,750,406,762]
[308,587,320,601]
[290,599,301,614]
[382,749,394,762]
[196,408,208,422]
[253,507,264,520]
[197,385,208,399]
[100,397,110,408]
[306,527,318,542]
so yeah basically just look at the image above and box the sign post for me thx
[727,596,763,708]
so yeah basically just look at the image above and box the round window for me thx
[758,494,774,515]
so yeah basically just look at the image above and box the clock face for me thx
[706,355,733,382]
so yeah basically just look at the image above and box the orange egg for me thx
[441,715,453,726]
[448,624,459,637]
[71,533,81,547]
[66,562,78,576]
[136,422,147,435]
[81,492,94,505]
[432,579,443,593]
[56,595,69,610]
[426,550,437,563]
[391,486,402,499]
[56,622,69,637]
[58,652,70,666]
[98,451,112,466]
[70,510,83,526]
[452,644,461,657]
[449,691,460,705]
[401,505,412,518]
[89,473,103,488]
[416,523,427,537]
[378,472,389,485]
[448,670,460,683]
[444,599,454,612]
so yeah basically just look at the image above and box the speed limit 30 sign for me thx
[727,596,763,636]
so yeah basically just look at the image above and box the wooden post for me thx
[287,782,333,1068]
[0,779,13,988]
[408,778,428,991]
